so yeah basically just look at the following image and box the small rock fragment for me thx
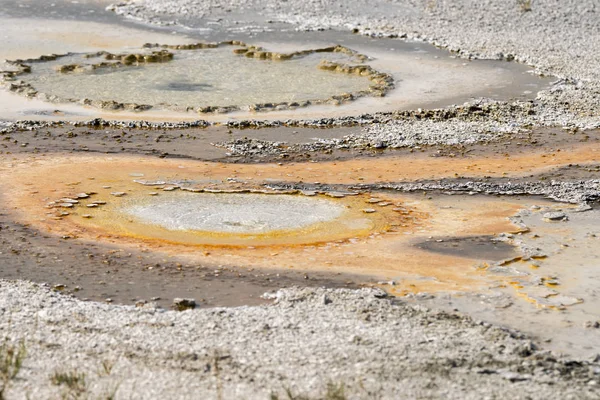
[59,198,79,204]
[584,321,600,329]
[543,212,568,222]
[173,298,196,311]
[135,300,147,308]
[575,204,593,212]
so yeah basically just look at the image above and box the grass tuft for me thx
[517,0,533,12]
[50,369,87,396]
[0,338,26,400]
[270,381,347,400]
[324,382,346,400]
[98,359,114,377]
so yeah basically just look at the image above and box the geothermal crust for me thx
[1,42,393,114]
[1,0,600,399]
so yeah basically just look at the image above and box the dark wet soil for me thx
[0,209,366,308]
[0,125,360,162]
[2,125,598,166]
[414,235,518,261]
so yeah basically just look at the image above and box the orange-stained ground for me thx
[2,139,599,182]
[1,149,581,293]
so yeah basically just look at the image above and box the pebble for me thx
[362,208,376,213]
[574,204,593,212]
[135,300,147,307]
[173,298,196,311]
[584,321,600,329]
[543,212,568,222]
[111,192,127,197]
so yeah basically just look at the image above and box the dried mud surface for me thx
[0,207,365,308]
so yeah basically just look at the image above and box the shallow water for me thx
[0,0,553,122]
[22,48,371,110]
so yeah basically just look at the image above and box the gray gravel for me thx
[1,280,599,399]
[265,179,600,209]
[346,112,521,149]
[372,180,600,205]
[214,106,525,154]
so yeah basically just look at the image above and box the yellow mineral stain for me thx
[514,290,583,311]
[514,291,562,310]
[70,190,406,247]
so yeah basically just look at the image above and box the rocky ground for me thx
[1,281,599,399]
[1,0,600,399]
